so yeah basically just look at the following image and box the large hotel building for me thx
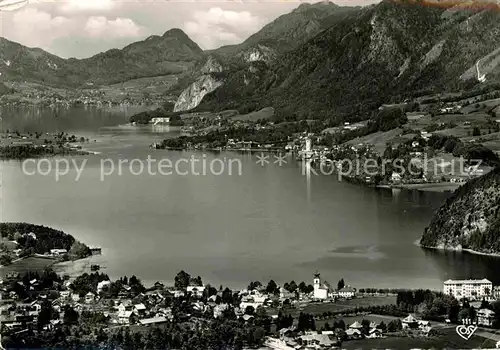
[443,279,493,300]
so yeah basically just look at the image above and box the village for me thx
[152,92,500,192]
[3,264,500,349]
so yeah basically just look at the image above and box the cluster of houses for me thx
[1,272,358,335]
[264,314,433,349]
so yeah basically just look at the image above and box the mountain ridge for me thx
[195,0,500,117]
[0,27,204,87]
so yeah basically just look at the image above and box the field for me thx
[314,313,401,331]
[232,107,275,122]
[345,128,405,155]
[0,256,56,277]
[340,325,499,349]
[274,296,397,320]
[101,74,181,102]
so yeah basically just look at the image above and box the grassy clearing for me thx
[345,128,404,155]
[315,314,401,331]
[0,256,56,277]
[277,296,397,319]
[341,326,498,349]
[232,107,274,122]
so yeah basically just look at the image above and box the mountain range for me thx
[0,1,350,89]
[197,0,500,118]
[1,0,500,115]
[0,28,203,87]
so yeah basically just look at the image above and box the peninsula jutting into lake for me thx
[2,0,500,348]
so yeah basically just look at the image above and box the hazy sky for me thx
[0,0,379,59]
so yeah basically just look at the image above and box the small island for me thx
[0,222,92,273]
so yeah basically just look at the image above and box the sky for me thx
[0,0,380,59]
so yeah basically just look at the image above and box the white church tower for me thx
[313,272,321,288]
[313,271,328,299]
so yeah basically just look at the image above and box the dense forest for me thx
[420,167,500,253]
[0,222,90,259]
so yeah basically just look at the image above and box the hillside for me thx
[170,2,361,112]
[0,29,204,87]
[211,2,360,60]
[197,0,500,118]
[0,38,70,86]
[420,167,500,254]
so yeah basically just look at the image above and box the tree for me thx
[297,313,315,332]
[472,127,481,136]
[203,284,218,299]
[190,276,203,286]
[245,306,255,315]
[266,280,279,295]
[68,241,91,260]
[62,305,79,325]
[447,298,460,323]
[174,270,191,289]
[337,278,345,290]
[361,319,371,334]
[387,319,402,332]
[306,284,314,294]
[248,281,262,291]
[222,288,234,304]
[0,254,12,266]
[37,300,56,330]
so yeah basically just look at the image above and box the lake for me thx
[2,106,500,290]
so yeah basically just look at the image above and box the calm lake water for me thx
[2,106,500,290]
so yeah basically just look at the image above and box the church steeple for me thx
[313,271,321,287]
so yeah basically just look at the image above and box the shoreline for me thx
[415,240,500,258]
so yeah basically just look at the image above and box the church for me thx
[313,272,332,300]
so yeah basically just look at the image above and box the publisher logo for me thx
[455,325,477,340]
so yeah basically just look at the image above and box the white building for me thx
[338,286,356,299]
[305,138,312,152]
[150,117,170,125]
[477,308,496,327]
[84,292,95,304]
[187,285,206,297]
[493,286,500,300]
[313,272,332,300]
[134,303,146,315]
[50,249,68,256]
[443,279,493,300]
[97,280,111,293]
[391,172,402,183]
[117,310,134,324]
[240,301,262,311]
